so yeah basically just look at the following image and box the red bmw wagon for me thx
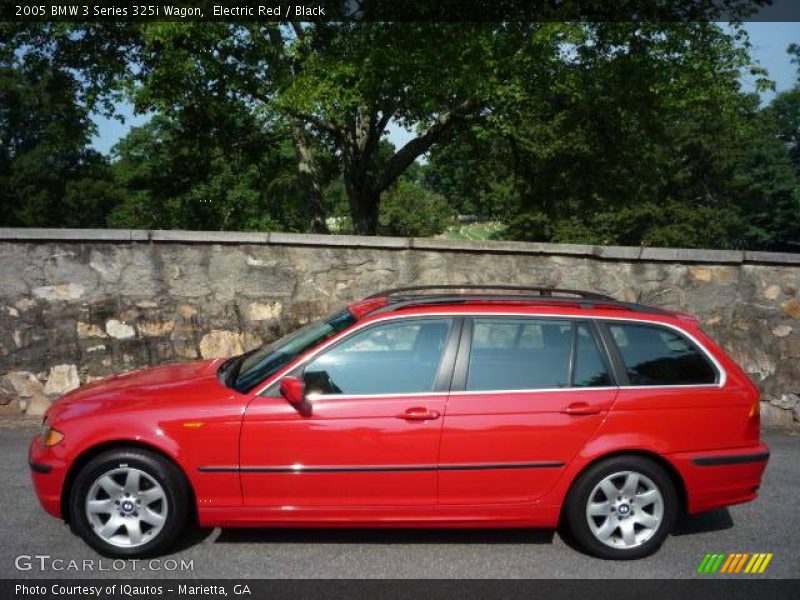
[29,286,769,559]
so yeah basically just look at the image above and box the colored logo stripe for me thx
[697,553,725,573]
[698,553,773,574]
[745,553,774,574]
[720,554,736,573]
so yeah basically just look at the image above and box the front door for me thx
[439,317,618,505]
[240,317,459,507]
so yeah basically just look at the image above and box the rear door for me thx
[438,317,618,505]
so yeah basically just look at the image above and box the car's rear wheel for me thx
[563,455,678,559]
[69,448,190,557]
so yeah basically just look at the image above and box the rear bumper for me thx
[28,435,68,519]
[670,443,770,514]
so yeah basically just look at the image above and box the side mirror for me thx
[279,376,311,415]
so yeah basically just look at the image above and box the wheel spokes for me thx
[97,514,124,538]
[593,517,618,541]
[98,475,124,497]
[126,519,144,545]
[599,479,618,500]
[619,519,637,546]
[621,473,640,497]
[139,507,166,527]
[124,469,141,494]
[86,467,168,548]
[634,511,660,529]
[139,486,166,505]
[87,498,114,515]
[635,488,659,506]
[587,501,610,517]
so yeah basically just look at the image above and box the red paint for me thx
[30,299,768,531]
[346,296,388,318]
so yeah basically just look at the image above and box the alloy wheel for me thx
[585,470,664,549]
[85,467,168,548]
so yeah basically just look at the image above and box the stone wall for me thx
[0,228,799,425]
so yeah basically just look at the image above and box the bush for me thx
[378,180,456,237]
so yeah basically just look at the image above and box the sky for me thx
[90,22,799,156]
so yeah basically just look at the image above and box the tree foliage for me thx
[427,23,800,250]
[1,18,799,250]
[107,113,312,232]
[0,33,121,227]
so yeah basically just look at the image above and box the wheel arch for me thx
[560,449,688,523]
[60,439,197,525]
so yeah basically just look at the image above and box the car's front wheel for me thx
[563,455,678,559]
[69,448,190,557]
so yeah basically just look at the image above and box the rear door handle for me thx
[397,407,441,421]
[561,402,603,416]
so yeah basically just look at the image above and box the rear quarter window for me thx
[608,323,718,386]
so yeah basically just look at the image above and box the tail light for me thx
[745,393,761,441]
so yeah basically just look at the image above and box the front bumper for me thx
[28,435,69,519]
[670,442,770,514]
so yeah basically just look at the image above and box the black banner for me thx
[3,0,800,23]
[2,579,800,600]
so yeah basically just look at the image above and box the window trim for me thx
[255,311,725,396]
[599,320,722,388]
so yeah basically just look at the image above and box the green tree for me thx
[428,22,799,250]
[378,179,454,237]
[108,113,312,232]
[5,11,784,243]
[117,22,549,234]
[764,44,800,172]
[0,49,120,226]
[6,21,598,234]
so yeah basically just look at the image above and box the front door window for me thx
[303,318,454,396]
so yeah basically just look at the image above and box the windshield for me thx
[221,309,356,394]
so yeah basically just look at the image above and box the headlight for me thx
[39,419,64,447]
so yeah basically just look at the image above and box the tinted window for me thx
[466,319,571,391]
[573,324,612,387]
[609,323,717,386]
[303,319,453,396]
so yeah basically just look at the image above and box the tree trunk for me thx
[341,102,474,235]
[292,125,329,234]
[349,189,381,235]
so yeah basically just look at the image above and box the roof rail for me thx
[365,285,614,301]
[361,285,670,317]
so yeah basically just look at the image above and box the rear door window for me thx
[608,323,718,386]
[465,318,611,391]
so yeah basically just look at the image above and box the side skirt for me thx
[197,503,562,529]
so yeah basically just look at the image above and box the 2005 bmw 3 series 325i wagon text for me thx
[29,286,769,560]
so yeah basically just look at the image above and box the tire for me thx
[69,448,190,558]
[563,455,678,560]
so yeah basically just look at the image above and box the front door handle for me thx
[561,402,603,416]
[397,407,441,421]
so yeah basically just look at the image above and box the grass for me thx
[443,221,507,241]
